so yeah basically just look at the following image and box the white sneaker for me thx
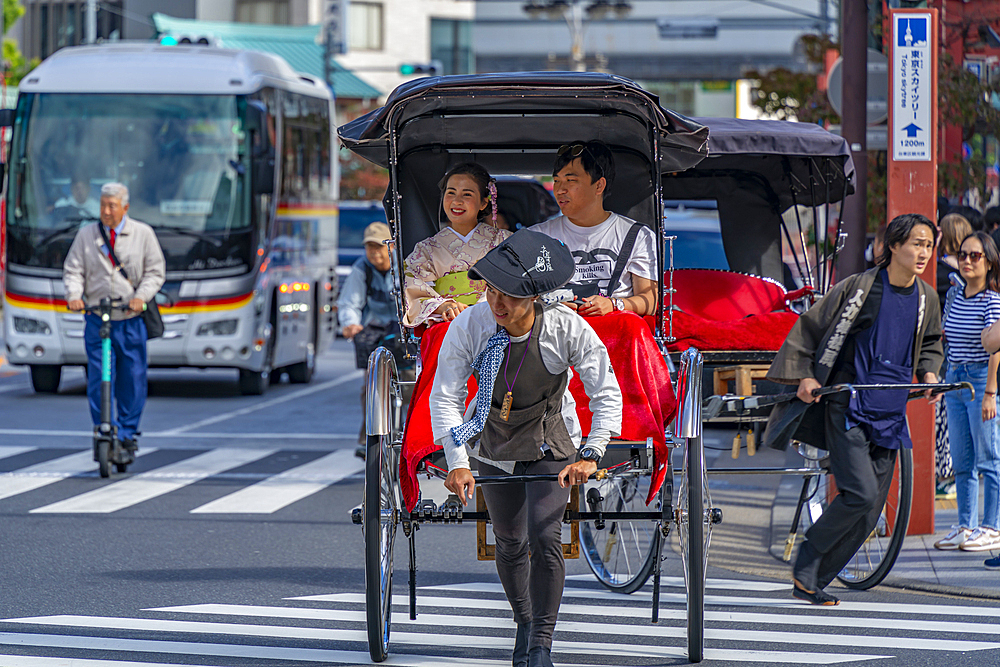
[933,525,972,550]
[960,527,1000,552]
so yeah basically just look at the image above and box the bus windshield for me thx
[6,93,252,275]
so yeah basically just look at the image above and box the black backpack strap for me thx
[605,222,644,297]
[97,223,131,283]
[363,261,374,297]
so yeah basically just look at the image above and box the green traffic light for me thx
[160,35,178,46]
[400,64,415,75]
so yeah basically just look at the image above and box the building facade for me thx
[474,0,836,117]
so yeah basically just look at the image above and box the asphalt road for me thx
[2,337,1000,666]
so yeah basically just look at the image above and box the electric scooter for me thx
[84,297,135,478]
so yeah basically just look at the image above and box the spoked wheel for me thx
[799,446,912,590]
[580,470,659,593]
[363,348,403,663]
[676,434,711,663]
[96,439,111,478]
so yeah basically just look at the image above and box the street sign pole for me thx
[890,7,939,536]
[323,0,346,90]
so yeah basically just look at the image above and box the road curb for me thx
[880,575,1000,601]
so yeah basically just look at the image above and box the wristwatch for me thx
[579,447,601,463]
[613,298,625,312]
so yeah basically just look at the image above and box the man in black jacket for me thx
[765,213,944,605]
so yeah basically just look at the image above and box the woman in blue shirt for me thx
[936,231,1000,552]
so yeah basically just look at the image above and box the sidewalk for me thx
[887,499,1000,600]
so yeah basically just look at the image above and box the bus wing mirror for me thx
[0,109,14,128]
[245,102,274,194]
[252,157,274,195]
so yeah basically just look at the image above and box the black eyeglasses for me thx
[958,250,985,263]
[499,243,539,295]
[557,143,605,181]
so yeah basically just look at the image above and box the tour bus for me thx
[2,43,339,395]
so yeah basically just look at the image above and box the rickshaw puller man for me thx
[765,213,944,605]
[431,229,623,667]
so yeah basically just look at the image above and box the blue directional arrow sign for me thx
[893,13,932,161]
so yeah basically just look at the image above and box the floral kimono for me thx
[403,223,510,327]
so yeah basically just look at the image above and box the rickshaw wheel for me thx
[677,434,709,663]
[363,349,403,662]
[799,446,912,590]
[580,470,658,593]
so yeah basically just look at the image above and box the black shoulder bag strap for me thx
[97,223,131,283]
[364,261,374,298]
[604,222,644,298]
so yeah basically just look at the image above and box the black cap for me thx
[469,229,575,297]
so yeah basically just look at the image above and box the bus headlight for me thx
[196,319,238,336]
[13,316,52,335]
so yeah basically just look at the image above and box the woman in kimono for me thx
[402,163,511,327]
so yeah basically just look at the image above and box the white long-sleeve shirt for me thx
[430,301,622,471]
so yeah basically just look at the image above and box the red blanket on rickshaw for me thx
[399,312,677,511]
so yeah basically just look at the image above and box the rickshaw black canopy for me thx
[662,117,856,281]
[338,71,709,257]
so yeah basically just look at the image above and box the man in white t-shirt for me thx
[533,140,658,317]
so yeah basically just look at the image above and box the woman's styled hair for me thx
[877,213,938,268]
[437,162,496,224]
[960,231,1000,293]
[939,213,972,257]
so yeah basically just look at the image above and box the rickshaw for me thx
[338,72,964,665]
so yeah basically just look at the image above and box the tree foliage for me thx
[745,34,840,125]
[2,0,37,86]
[338,101,388,201]
[748,25,1000,230]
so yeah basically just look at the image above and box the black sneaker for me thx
[122,438,138,453]
[985,555,1000,569]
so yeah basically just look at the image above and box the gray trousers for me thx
[479,452,571,651]
[805,392,898,588]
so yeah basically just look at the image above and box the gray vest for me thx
[478,305,575,462]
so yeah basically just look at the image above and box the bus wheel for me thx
[287,338,315,384]
[239,366,270,395]
[29,365,62,393]
[240,320,275,395]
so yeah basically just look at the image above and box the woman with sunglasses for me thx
[402,162,510,327]
[935,231,1000,552]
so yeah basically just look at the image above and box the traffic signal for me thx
[399,61,441,76]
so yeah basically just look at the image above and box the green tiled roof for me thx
[151,13,381,100]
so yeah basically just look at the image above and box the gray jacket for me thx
[63,216,166,321]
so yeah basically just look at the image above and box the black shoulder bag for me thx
[97,223,164,340]
[351,263,413,369]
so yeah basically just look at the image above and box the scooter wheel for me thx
[115,462,128,473]
[97,440,111,478]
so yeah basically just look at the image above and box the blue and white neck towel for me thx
[450,328,510,448]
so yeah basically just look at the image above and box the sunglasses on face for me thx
[958,251,985,262]
[557,143,605,181]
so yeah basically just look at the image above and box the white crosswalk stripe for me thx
[4,579,1000,665]
[190,449,364,514]
[0,447,363,515]
[30,448,276,513]
[0,449,159,502]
